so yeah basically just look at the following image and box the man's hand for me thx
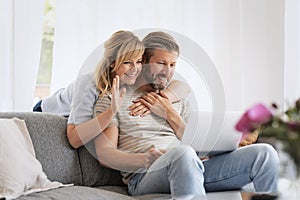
[239,129,259,147]
[143,148,166,168]
[111,75,126,115]
[139,91,174,119]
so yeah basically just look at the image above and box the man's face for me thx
[143,49,178,90]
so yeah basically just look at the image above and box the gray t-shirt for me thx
[41,72,99,124]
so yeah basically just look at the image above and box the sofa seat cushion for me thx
[15,186,136,200]
[98,186,171,200]
[97,186,243,200]
[96,185,129,195]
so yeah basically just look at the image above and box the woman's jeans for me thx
[128,144,279,199]
[33,100,42,112]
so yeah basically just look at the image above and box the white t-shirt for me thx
[41,72,99,125]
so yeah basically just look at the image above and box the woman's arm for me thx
[67,75,125,149]
[94,126,163,171]
[67,108,115,148]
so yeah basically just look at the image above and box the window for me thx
[34,0,56,101]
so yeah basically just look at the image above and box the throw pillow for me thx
[0,118,71,199]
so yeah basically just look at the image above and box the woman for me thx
[67,30,145,148]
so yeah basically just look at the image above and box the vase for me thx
[258,137,300,199]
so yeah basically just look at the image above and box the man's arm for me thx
[164,79,191,103]
[94,126,164,171]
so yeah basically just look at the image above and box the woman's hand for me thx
[128,99,151,117]
[128,90,175,118]
[139,91,174,119]
[111,75,126,115]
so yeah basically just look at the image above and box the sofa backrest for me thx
[0,112,125,187]
[78,141,125,187]
[0,112,82,185]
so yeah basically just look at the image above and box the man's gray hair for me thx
[142,31,179,63]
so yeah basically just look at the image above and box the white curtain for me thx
[52,0,285,111]
[50,0,99,92]
[0,0,44,111]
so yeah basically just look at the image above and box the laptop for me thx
[181,111,243,157]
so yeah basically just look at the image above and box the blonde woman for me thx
[67,30,145,148]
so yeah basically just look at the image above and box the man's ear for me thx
[142,55,147,64]
[110,62,115,68]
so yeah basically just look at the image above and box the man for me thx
[93,31,279,199]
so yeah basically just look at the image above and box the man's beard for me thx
[144,74,168,90]
[150,82,164,90]
[142,65,169,90]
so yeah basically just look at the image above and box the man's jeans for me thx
[128,144,279,199]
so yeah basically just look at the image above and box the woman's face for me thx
[114,56,143,86]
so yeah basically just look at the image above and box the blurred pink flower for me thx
[237,99,300,174]
[235,103,273,133]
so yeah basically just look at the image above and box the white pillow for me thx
[0,118,72,199]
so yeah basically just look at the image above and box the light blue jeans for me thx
[128,144,279,199]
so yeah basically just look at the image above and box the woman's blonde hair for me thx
[94,30,144,97]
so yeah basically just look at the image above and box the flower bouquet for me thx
[235,99,300,175]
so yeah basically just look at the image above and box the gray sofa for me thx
[0,112,242,200]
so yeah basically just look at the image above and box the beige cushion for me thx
[0,118,71,199]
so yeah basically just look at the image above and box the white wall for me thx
[206,0,285,111]
[105,0,285,111]
[285,0,300,104]
[240,0,284,109]
[210,0,244,110]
